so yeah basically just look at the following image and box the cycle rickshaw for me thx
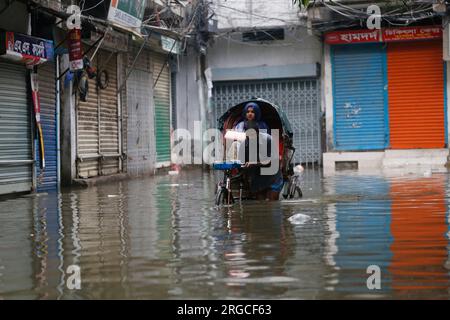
[213,98,303,205]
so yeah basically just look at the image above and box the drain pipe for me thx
[56,54,61,189]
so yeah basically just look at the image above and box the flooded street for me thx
[0,168,449,299]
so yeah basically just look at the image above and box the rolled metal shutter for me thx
[387,41,445,149]
[212,78,321,165]
[332,44,388,150]
[77,50,120,178]
[77,54,100,178]
[36,63,57,191]
[152,52,171,164]
[127,49,156,175]
[99,50,120,175]
[0,62,33,195]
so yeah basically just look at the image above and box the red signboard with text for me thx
[68,28,83,71]
[382,26,442,42]
[325,26,442,45]
[325,29,381,45]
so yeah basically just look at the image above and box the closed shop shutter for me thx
[332,43,388,150]
[77,55,100,178]
[99,51,120,175]
[151,52,171,164]
[387,40,445,149]
[212,78,322,165]
[127,49,156,175]
[77,49,120,178]
[0,62,33,195]
[36,63,57,191]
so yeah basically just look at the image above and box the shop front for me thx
[0,31,55,195]
[76,48,122,179]
[324,26,447,171]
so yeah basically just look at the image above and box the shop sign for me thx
[90,30,129,52]
[0,31,53,66]
[325,26,442,45]
[325,29,381,45]
[68,29,83,71]
[108,0,147,31]
[382,26,442,42]
[161,36,181,55]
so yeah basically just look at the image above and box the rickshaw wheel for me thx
[295,186,303,198]
[285,179,303,199]
[215,187,224,206]
[215,187,236,206]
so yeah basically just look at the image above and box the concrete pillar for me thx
[60,54,77,186]
[323,43,334,152]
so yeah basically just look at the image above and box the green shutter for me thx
[152,53,171,163]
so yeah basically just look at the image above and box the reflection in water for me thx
[331,175,393,298]
[0,169,449,299]
[213,202,297,298]
[0,198,34,299]
[389,176,449,298]
[32,192,62,299]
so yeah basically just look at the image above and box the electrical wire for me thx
[320,0,431,19]
[214,3,304,25]
[80,0,106,13]
[306,0,439,31]
[209,6,316,34]
[208,17,313,44]
[214,33,297,47]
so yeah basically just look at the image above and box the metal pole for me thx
[118,34,150,93]
[56,54,61,189]
[117,53,123,173]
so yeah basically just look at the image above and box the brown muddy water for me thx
[0,168,449,299]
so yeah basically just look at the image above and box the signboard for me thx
[0,31,53,66]
[161,36,181,55]
[383,26,442,42]
[68,29,83,71]
[108,0,147,30]
[325,26,442,45]
[90,30,129,52]
[325,29,381,45]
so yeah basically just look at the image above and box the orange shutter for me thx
[387,41,445,149]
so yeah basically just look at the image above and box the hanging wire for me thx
[80,0,106,13]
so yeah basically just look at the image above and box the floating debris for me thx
[288,213,311,225]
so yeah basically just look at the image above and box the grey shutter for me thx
[0,62,33,195]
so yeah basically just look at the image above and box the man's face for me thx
[246,107,256,121]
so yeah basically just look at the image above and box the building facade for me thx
[176,0,324,166]
[0,0,59,195]
[58,0,183,185]
[0,0,184,196]
[307,1,450,173]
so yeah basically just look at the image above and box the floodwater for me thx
[0,168,449,299]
